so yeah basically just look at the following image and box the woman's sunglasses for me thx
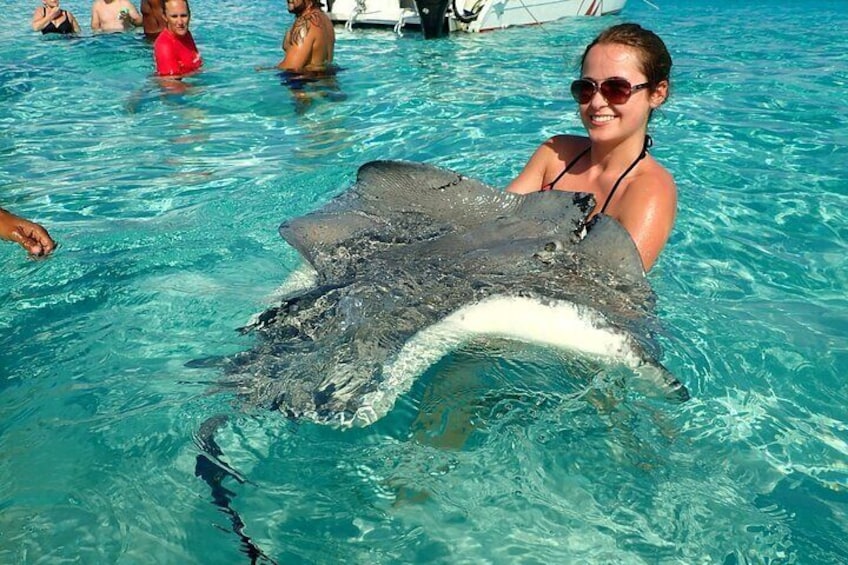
[570,77,650,105]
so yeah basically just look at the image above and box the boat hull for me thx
[469,0,626,33]
[325,0,627,37]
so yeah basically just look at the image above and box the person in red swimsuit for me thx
[153,0,201,77]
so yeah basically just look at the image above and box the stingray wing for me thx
[279,161,593,278]
[577,214,646,284]
[279,161,515,269]
[349,160,518,227]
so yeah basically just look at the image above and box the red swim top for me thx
[154,29,202,76]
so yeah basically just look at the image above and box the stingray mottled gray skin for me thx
[223,161,689,425]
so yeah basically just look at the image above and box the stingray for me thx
[218,160,689,428]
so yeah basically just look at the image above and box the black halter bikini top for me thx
[541,135,653,218]
[41,7,75,34]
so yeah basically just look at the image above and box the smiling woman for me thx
[506,23,675,272]
[153,0,202,77]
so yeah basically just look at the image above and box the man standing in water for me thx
[278,0,334,72]
[91,0,142,31]
[140,0,166,38]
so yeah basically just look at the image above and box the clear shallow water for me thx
[2,0,847,562]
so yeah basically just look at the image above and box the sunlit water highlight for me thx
[2,0,847,562]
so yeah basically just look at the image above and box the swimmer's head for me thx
[163,0,191,34]
[287,0,321,15]
[580,23,672,113]
[162,0,190,15]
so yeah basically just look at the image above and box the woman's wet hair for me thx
[581,23,672,93]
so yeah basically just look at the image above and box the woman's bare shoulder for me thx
[612,159,677,270]
[628,157,677,202]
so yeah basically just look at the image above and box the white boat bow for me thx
[324,0,627,38]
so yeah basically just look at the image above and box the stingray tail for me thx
[632,360,691,403]
[194,415,278,565]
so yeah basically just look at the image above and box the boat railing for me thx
[344,0,368,31]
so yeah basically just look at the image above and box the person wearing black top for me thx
[31,0,81,34]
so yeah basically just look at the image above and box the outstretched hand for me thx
[0,209,56,257]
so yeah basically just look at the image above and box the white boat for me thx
[324,0,627,38]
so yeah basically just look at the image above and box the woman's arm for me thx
[31,6,56,31]
[505,136,576,195]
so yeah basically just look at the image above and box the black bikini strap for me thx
[598,135,652,215]
[543,145,590,191]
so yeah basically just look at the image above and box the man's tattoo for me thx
[291,12,321,45]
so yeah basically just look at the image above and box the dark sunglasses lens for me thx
[599,79,632,104]
[570,79,595,104]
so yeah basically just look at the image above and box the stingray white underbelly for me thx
[351,295,664,427]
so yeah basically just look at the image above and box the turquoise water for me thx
[2,0,847,561]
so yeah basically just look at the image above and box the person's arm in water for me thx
[0,208,55,257]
